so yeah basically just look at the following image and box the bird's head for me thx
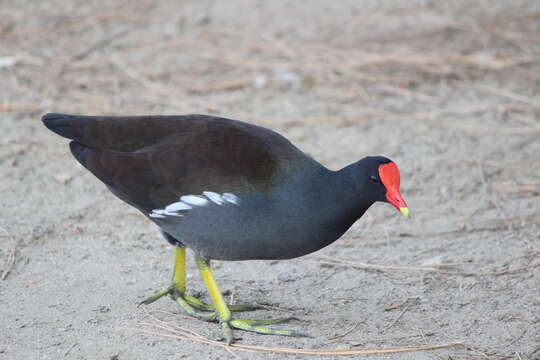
[358,156,409,216]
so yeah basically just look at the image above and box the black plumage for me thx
[43,112,409,342]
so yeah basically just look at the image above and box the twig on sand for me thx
[385,298,411,312]
[63,343,78,357]
[377,84,437,102]
[476,84,540,107]
[119,321,462,356]
[313,256,461,274]
[0,226,16,280]
[131,309,462,355]
[484,264,540,276]
[385,302,411,331]
[72,28,130,61]
[328,319,363,340]
[312,256,539,277]
[478,161,513,232]
[492,181,540,195]
[1,247,16,280]
[188,77,253,93]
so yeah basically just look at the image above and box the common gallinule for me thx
[42,113,408,343]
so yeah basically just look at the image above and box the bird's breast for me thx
[155,188,346,260]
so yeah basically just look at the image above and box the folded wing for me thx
[43,113,315,212]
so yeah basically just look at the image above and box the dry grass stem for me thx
[0,227,16,281]
[314,256,539,277]
[476,84,540,107]
[385,302,411,330]
[328,320,363,340]
[119,322,462,356]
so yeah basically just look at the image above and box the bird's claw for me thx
[222,317,311,340]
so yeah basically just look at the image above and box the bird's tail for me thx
[41,113,79,140]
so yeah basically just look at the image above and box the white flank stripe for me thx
[180,195,209,206]
[149,213,165,218]
[164,211,183,217]
[150,191,239,219]
[165,202,192,211]
[203,191,224,205]
[222,193,240,205]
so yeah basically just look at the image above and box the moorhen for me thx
[42,113,408,343]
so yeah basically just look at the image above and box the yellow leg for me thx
[139,247,258,317]
[139,246,188,305]
[172,247,186,294]
[195,256,310,344]
[196,257,233,342]
[196,258,232,321]
[139,247,213,320]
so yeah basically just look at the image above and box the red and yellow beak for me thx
[378,162,409,217]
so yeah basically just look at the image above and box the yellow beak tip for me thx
[399,207,410,217]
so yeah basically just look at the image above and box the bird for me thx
[42,113,408,344]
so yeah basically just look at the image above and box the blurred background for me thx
[1,1,539,359]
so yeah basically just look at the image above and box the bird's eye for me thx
[370,175,379,183]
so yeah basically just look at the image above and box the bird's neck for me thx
[295,163,375,243]
[328,163,375,228]
[269,163,375,257]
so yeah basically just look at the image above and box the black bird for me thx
[42,113,408,343]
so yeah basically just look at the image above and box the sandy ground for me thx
[1,1,540,359]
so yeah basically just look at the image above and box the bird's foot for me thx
[181,293,261,312]
[138,287,260,319]
[138,286,215,321]
[220,317,311,344]
[138,287,173,306]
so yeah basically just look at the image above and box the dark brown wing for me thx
[43,114,318,212]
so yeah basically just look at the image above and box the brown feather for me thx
[58,114,315,212]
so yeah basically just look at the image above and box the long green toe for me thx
[139,287,260,314]
[228,318,311,337]
[184,294,261,312]
[139,287,217,321]
[175,294,217,321]
[138,287,172,306]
